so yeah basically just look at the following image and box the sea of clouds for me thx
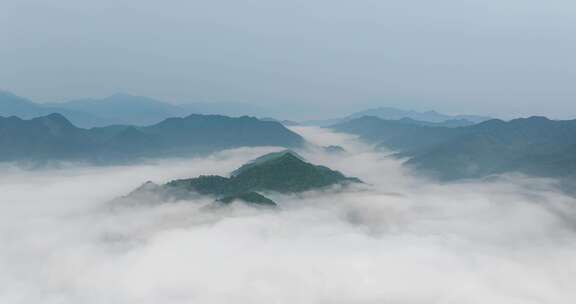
[1,127,575,303]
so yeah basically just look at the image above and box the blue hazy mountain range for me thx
[0,113,304,164]
[348,107,491,123]
[0,91,267,127]
[4,89,576,190]
[2,91,494,128]
[305,107,492,127]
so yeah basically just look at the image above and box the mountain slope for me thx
[347,107,491,123]
[224,152,360,194]
[1,91,271,127]
[0,91,44,118]
[331,116,467,154]
[47,93,184,126]
[231,150,304,176]
[332,115,576,182]
[125,151,361,206]
[0,113,96,161]
[166,151,359,196]
[0,91,112,127]
[0,114,305,163]
[216,192,277,207]
[304,107,491,126]
[140,115,304,155]
[406,117,576,180]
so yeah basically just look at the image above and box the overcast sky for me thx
[1,0,575,119]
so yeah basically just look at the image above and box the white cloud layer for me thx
[1,127,575,303]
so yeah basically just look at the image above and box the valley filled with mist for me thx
[2,1,576,302]
[2,127,575,303]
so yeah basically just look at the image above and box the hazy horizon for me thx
[0,88,571,122]
[1,0,575,120]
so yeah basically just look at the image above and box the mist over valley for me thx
[2,1,575,302]
[1,127,576,303]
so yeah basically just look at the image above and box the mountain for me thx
[406,117,576,180]
[0,91,112,127]
[124,151,361,207]
[1,91,271,128]
[331,116,467,154]
[216,192,277,207]
[166,151,359,196]
[303,107,491,127]
[332,116,576,183]
[0,91,44,117]
[347,107,491,123]
[50,93,271,126]
[0,114,305,163]
[46,93,184,126]
[0,113,96,162]
[179,102,268,118]
[392,117,479,128]
[138,115,304,155]
[260,117,300,126]
[230,150,305,176]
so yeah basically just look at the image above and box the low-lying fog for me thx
[1,127,575,303]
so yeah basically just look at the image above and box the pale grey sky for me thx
[1,0,575,119]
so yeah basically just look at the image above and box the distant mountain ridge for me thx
[45,93,184,126]
[304,106,491,127]
[331,116,469,154]
[2,91,491,128]
[0,113,304,163]
[331,116,576,185]
[0,90,117,127]
[0,91,268,127]
[347,107,491,123]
